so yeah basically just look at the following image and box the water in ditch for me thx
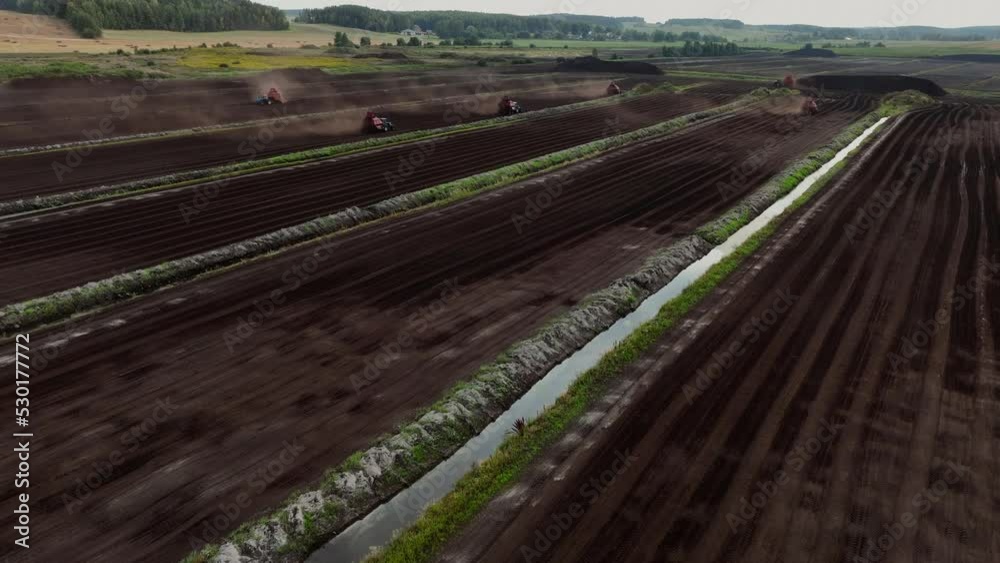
[307,116,889,563]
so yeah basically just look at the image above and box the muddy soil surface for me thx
[0,95,875,563]
[683,80,762,96]
[0,69,611,148]
[437,102,1000,563]
[1,78,620,200]
[799,74,948,95]
[556,56,662,75]
[0,91,737,304]
[659,54,1000,93]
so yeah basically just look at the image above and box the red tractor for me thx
[365,111,394,133]
[498,96,522,116]
[607,81,622,96]
[783,74,796,88]
[255,87,284,105]
[801,97,819,115]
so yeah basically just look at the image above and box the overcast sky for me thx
[260,0,997,29]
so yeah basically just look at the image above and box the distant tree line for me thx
[0,0,288,38]
[760,23,999,42]
[818,41,887,49]
[297,6,631,40]
[545,13,642,27]
[662,41,741,57]
[666,18,744,29]
[759,24,856,40]
[651,30,726,42]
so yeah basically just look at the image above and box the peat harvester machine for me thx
[771,75,819,115]
[364,110,395,133]
[497,95,523,116]
[255,87,284,105]
[801,96,819,115]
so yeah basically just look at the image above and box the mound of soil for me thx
[784,47,837,58]
[555,56,663,75]
[936,53,1000,63]
[798,74,947,96]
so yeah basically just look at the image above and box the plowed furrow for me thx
[0,95,868,563]
[0,93,735,304]
[1,77,615,200]
[432,102,1000,563]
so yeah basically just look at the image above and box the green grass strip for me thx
[0,89,768,338]
[176,89,787,563]
[364,114,864,563]
[0,61,158,83]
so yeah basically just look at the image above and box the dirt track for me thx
[0,78,619,200]
[0,91,738,305]
[683,80,762,96]
[661,53,1000,95]
[0,95,874,563]
[436,102,1000,563]
[0,69,612,148]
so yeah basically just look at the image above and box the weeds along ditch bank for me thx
[173,90,777,563]
[0,81,644,216]
[177,88,904,563]
[0,90,767,336]
[359,95,928,563]
[696,90,935,244]
[187,236,715,563]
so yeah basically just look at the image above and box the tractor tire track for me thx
[434,102,1000,563]
[0,94,869,563]
[0,91,743,304]
[0,77,619,200]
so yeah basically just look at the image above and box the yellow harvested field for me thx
[0,10,81,53]
[0,11,405,54]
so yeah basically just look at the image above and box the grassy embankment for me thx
[363,91,934,563]
[0,85,754,336]
[177,88,778,563]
